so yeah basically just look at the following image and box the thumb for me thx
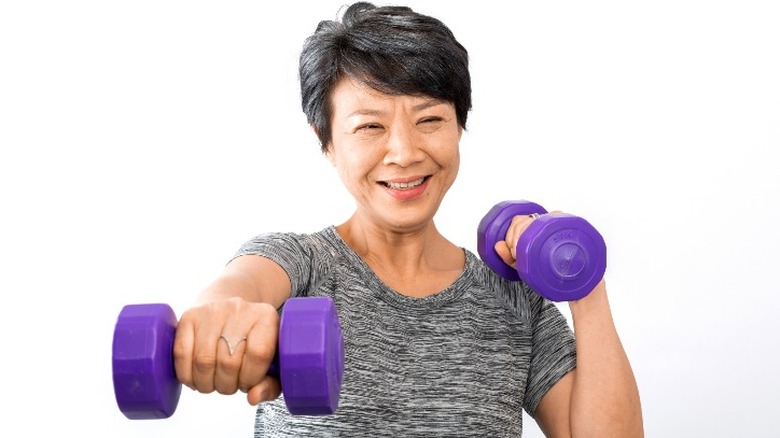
[246,376,282,406]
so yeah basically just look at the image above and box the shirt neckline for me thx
[323,225,475,309]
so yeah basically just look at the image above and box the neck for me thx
[335,215,464,297]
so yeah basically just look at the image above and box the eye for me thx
[355,123,384,132]
[417,116,447,133]
[419,116,444,124]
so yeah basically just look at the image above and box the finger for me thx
[214,335,247,395]
[190,323,220,393]
[172,318,195,390]
[505,215,535,260]
[246,376,282,406]
[238,306,280,392]
[494,240,516,267]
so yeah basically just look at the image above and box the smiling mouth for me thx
[382,176,428,190]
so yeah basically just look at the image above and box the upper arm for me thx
[533,369,575,438]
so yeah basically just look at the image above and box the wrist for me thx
[568,279,610,319]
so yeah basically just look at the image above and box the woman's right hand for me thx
[172,297,283,405]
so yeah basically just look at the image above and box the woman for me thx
[172,3,643,436]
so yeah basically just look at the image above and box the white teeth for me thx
[386,177,425,189]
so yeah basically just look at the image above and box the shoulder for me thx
[235,226,341,255]
[464,249,545,322]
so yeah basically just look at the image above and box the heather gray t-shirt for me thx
[235,226,576,437]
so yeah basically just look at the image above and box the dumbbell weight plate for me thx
[112,303,180,419]
[278,297,345,415]
[516,214,607,301]
[477,200,547,281]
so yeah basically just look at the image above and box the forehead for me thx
[330,77,448,116]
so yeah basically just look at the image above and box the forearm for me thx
[569,281,643,437]
[196,255,291,309]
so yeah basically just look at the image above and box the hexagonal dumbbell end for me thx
[477,200,607,301]
[477,200,548,281]
[112,303,181,419]
[276,297,345,415]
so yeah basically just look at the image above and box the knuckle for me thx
[246,342,277,366]
[257,302,281,319]
[172,342,188,364]
[193,353,217,374]
[218,354,243,375]
[215,382,238,395]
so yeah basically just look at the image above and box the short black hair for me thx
[299,2,472,152]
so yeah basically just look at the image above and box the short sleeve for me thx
[522,293,577,416]
[232,232,315,297]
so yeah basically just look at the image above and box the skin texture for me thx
[325,77,466,298]
[173,255,288,405]
[495,215,644,437]
[172,77,643,435]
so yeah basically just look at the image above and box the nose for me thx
[383,124,425,167]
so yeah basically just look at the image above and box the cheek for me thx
[335,150,371,186]
[343,146,381,171]
[335,159,354,185]
[447,150,461,184]
[451,149,461,173]
[433,137,461,170]
[435,140,461,189]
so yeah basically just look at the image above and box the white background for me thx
[1,1,778,436]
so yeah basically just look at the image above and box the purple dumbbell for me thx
[477,200,607,301]
[112,296,345,419]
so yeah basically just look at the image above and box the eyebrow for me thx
[347,99,447,118]
[413,98,447,111]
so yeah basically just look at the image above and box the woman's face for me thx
[325,76,462,233]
